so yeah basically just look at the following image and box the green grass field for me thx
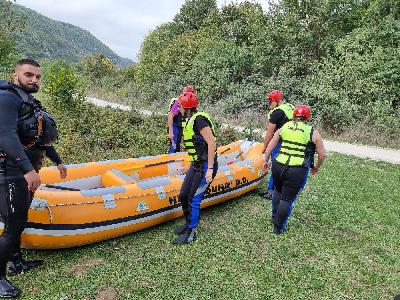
[12,152,400,300]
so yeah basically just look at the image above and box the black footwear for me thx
[260,191,273,200]
[172,228,197,245]
[0,277,20,298]
[273,225,283,235]
[174,223,188,235]
[8,259,44,276]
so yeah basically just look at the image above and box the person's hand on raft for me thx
[177,166,189,174]
[205,168,213,184]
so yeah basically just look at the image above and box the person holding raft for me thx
[260,89,294,200]
[263,105,326,234]
[172,91,218,245]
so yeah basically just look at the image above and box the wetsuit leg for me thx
[289,161,311,203]
[274,166,308,233]
[175,127,183,153]
[271,160,283,222]
[168,123,180,154]
[267,143,281,190]
[0,179,30,276]
[179,165,196,223]
[271,190,281,222]
[178,162,207,229]
[188,162,209,229]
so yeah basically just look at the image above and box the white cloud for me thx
[15,0,269,61]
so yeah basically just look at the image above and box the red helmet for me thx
[182,85,195,94]
[267,89,283,102]
[179,92,198,109]
[293,105,311,121]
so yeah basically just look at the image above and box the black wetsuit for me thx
[267,108,292,191]
[180,116,217,229]
[271,163,309,233]
[0,87,62,276]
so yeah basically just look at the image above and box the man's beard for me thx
[19,81,39,93]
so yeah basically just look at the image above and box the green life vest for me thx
[268,103,295,122]
[183,112,216,162]
[275,121,315,167]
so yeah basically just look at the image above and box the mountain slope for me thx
[11,4,134,66]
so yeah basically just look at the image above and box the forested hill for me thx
[11,3,133,67]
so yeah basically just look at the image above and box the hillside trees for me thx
[174,0,218,31]
[132,0,399,133]
[82,54,116,80]
[306,0,400,131]
[0,0,24,69]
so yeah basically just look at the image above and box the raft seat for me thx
[102,169,136,187]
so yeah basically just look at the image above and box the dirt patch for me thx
[25,285,41,295]
[69,257,105,278]
[96,286,118,300]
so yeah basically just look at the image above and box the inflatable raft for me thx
[0,140,266,249]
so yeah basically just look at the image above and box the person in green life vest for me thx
[263,105,327,234]
[260,89,294,200]
[167,86,195,153]
[172,91,218,245]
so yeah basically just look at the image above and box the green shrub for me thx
[306,16,400,132]
[43,60,84,113]
[82,53,116,80]
[82,0,400,144]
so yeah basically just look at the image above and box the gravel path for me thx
[86,97,400,165]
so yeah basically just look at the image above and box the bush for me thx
[82,0,400,146]
[306,17,400,132]
[43,60,84,113]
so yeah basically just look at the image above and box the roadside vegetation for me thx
[82,0,400,149]
[1,0,399,148]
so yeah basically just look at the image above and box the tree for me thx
[174,0,217,31]
[0,0,24,69]
[82,53,116,80]
[266,0,366,76]
[43,60,83,113]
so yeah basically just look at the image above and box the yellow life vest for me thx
[275,121,315,167]
[268,103,295,122]
[183,112,216,162]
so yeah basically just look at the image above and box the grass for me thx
[13,145,400,298]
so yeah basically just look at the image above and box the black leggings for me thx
[271,160,308,233]
[0,178,31,276]
[179,160,217,229]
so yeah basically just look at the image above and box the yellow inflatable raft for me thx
[0,140,266,249]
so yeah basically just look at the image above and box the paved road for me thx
[86,97,400,165]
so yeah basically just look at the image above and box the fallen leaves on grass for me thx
[95,286,117,300]
[69,257,105,278]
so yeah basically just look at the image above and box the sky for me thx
[15,0,269,62]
